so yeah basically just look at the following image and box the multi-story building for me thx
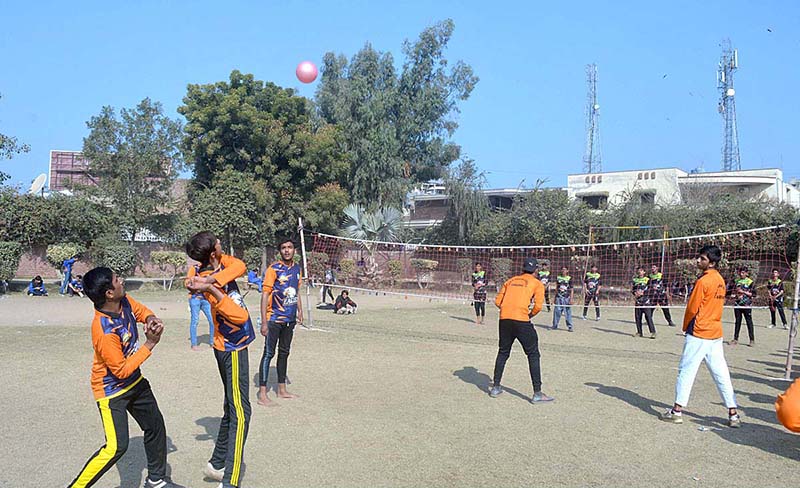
[48,150,96,192]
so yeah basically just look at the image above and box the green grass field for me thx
[1,287,797,487]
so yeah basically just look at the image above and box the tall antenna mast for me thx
[583,64,602,173]
[718,39,741,171]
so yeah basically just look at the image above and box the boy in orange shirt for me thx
[67,267,185,488]
[660,245,741,427]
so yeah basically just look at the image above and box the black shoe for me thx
[144,479,188,488]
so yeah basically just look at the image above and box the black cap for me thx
[522,257,538,272]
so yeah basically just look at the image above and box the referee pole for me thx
[299,217,314,329]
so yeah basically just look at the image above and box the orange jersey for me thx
[682,269,726,339]
[776,378,800,433]
[192,254,255,352]
[495,272,544,321]
[90,295,153,400]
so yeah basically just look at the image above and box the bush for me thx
[410,258,438,289]
[150,250,186,290]
[491,258,512,291]
[243,247,263,271]
[46,243,86,271]
[92,245,140,276]
[386,259,403,287]
[0,242,23,290]
[457,258,472,289]
[339,258,356,283]
[307,252,329,281]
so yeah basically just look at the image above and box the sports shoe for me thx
[728,414,742,428]
[144,479,187,488]
[633,332,643,338]
[595,317,600,322]
[768,323,776,329]
[783,324,790,330]
[581,315,588,320]
[489,385,503,398]
[659,409,683,424]
[729,339,738,346]
[568,328,574,332]
[550,326,558,330]
[668,322,676,327]
[650,332,657,339]
[530,392,554,403]
[748,340,755,347]
[203,462,224,482]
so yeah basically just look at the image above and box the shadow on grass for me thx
[114,436,177,488]
[449,315,477,324]
[585,382,800,461]
[251,367,285,395]
[453,366,530,401]
[592,327,633,337]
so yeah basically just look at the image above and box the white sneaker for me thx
[203,462,224,482]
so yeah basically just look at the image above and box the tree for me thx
[316,19,478,207]
[190,167,275,257]
[438,157,489,244]
[305,183,350,235]
[150,250,186,290]
[82,98,184,243]
[0,93,30,184]
[179,71,350,237]
[341,204,404,280]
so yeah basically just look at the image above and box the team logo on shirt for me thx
[284,286,298,305]
[278,274,291,284]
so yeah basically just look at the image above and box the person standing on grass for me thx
[490,257,554,403]
[551,266,574,331]
[767,268,788,330]
[185,231,254,487]
[536,262,552,312]
[660,245,741,428]
[472,262,487,325]
[321,266,336,304]
[60,254,78,295]
[632,267,656,339]
[581,264,602,321]
[186,264,215,351]
[649,264,676,327]
[67,267,186,488]
[258,236,303,407]
[730,267,755,346]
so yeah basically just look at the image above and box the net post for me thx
[298,217,313,329]
[784,224,800,380]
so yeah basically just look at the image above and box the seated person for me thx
[247,268,263,291]
[68,274,85,297]
[27,276,48,296]
[334,290,358,314]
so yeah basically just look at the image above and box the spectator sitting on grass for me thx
[334,290,358,314]
[247,268,263,291]
[68,274,85,297]
[27,276,48,296]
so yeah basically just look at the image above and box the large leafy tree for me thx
[82,98,184,243]
[179,70,350,237]
[438,157,489,244]
[190,167,276,257]
[316,19,478,207]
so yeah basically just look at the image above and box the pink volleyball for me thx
[295,61,318,84]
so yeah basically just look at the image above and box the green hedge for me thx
[0,242,23,283]
[92,245,140,276]
[46,243,86,270]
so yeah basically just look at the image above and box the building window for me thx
[651,172,656,179]
[597,176,602,183]
[585,176,590,183]
[640,192,655,205]
[580,195,608,209]
[644,173,649,180]
[637,173,642,180]
[591,176,597,183]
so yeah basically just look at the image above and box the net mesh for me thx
[305,225,792,309]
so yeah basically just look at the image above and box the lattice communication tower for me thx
[717,39,741,171]
[583,64,602,173]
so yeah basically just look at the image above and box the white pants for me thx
[674,334,737,409]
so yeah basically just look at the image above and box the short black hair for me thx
[32,275,42,282]
[84,267,115,308]
[773,268,780,273]
[186,231,217,266]
[475,262,482,266]
[341,289,349,296]
[698,245,722,265]
[276,235,296,248]
[590,264,598,269]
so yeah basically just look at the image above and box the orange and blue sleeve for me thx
[94,332,151,379]
[126,295,154,323]
[207,293,250,325]
[214,254,246,287]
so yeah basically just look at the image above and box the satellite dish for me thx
[726,88,735,97]
[29,173,47,195]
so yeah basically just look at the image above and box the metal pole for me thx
[298,217,313,329]
[784,229,800,379]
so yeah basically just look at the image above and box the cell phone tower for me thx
[583,64,602,174]
[718,39,741,171]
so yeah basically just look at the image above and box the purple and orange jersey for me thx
[90,295,153,400]
[193,254,255,352]
[263,261,302,323]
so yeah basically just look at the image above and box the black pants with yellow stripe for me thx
[211,347,251,487]
[68,378,166,487]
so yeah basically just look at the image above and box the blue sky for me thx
[1,0,798,191]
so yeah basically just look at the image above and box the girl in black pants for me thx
[472,263,487,325]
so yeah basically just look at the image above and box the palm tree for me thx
[341,204,404,281]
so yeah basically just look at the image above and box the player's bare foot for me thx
[277,384,298,399]
[257,391,278,407]
[191,345,201,351]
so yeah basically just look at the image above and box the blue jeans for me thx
[60,269,72,294]
[552,298,573,329]
[189,296,214,346]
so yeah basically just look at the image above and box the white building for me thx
[405,182,525,228]
[567,167,800,209]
